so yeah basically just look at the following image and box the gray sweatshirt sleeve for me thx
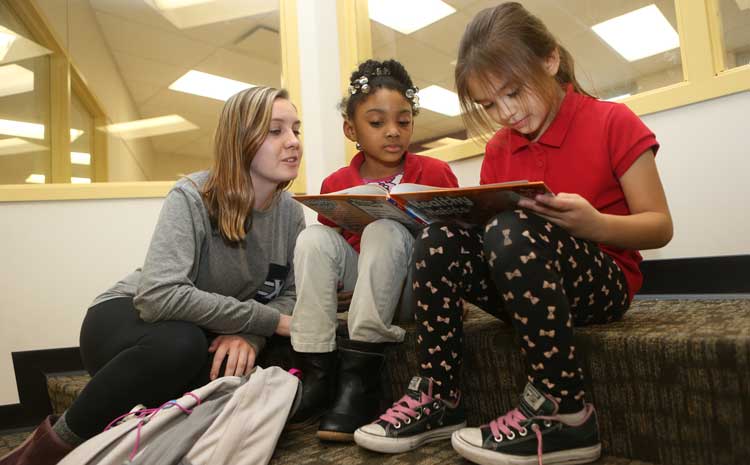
[133,189,281,336]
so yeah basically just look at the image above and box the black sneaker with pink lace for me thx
[451,383,601,465]
[353,376,466,454]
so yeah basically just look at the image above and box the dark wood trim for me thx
[639,254,750,294]
[0,348,83,430]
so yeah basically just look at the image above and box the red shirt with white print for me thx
[480,85,659,300]
[319,151,459,252]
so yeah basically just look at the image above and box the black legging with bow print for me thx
[412,209,629,413]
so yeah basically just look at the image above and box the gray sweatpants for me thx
[290,219,414,352]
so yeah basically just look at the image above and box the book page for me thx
[329,184,389,196]
[391,181,551,226]
[390,183,448,194]
[295,197,378,234]
[348,198,424,231]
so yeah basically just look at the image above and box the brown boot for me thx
[0,416,73,465]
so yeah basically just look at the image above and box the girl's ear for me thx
[343,119,357,142]
[544,47,561,77]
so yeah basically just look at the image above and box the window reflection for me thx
[0,3,52,185]
[367,0,684,151]
[717,0,750,70]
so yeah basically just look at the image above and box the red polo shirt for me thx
[320,151,459,252]
[480,85,659,300]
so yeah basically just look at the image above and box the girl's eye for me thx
[369,121,383,127]
[293,129,301,136]
[481,102,494,109]
[507,89,519,98]
[269,128,282,135]
[399,120,411,126]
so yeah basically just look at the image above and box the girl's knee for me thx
[294,224,342,256]
[361,219,412,247]
[150,323,208,370]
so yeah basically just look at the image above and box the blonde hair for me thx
[455,2,593,139]
[202,86,291,243]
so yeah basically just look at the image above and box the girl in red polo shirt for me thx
[354,4,673,464]
[289,59,458,441]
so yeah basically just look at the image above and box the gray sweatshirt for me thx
[91,171,305,351]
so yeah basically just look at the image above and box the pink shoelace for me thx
[103,391,201,461]
[488,407,556,465]
[379,392,433,427]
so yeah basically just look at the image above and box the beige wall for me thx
[35,0,157,181]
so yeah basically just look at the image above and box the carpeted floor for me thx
[0,425,656,464]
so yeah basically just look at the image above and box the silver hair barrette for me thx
[348,67,420,110]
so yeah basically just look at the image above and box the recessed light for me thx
[70,129,84,142]
[418,85,461,117]
[146,0,277,29]
[0,30,16,61]
[25,173,45,184]
[369,0,456,35]
[0,64,34,98]
[592,5,679,61]
[71,152,91,165]
[169,70,255,101]
[71,177,91,184]
[0,118,44,140]
[102,115,198,139]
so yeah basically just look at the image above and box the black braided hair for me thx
[339,59,419,119]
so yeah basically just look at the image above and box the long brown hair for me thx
[202,86,291,243]
[455,2,593,138]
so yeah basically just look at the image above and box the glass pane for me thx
[71,92,93,183]
[44,0,283,182]
[368,0,684,150]
[0,1,53,185]
[717,0,750,70]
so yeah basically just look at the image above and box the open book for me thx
[293,180,552,235]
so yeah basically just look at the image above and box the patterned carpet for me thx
[1,299,748,465]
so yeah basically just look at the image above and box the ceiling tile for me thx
[94,11,215,68]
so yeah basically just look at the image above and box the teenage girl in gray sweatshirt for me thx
[1,86,305,465]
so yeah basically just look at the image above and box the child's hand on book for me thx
[517,192,605,242]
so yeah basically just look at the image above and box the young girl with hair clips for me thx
[289,59,458,441]
[1,87,305,465]
[354,3,673,465]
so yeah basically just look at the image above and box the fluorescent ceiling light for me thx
[606,93,632,101]
[71,177,91,184]
[145,0,278,29]
[71,152,91,165]
[102,114,198,139]
[25,173,45,184]
[169,70,255,101]
[0,138,46,156]
[0,118,44,140]
[0,64,34,98]
[369,0,456,35]
[0,26,52,65]
[70,128,84,142]
[592,5,679,61]
[422,137,464,149]
[0,30,15,61]
[418,85,461,117]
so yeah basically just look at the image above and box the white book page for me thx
[390,183,447,194]
[330,184,389,195]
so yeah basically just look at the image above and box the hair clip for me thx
[347,67,420,111]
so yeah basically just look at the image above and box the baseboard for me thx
[0,348,83,430]
[639,254,750,294]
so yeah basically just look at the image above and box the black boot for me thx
[286,351,337,429]
[317,339,386,442]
